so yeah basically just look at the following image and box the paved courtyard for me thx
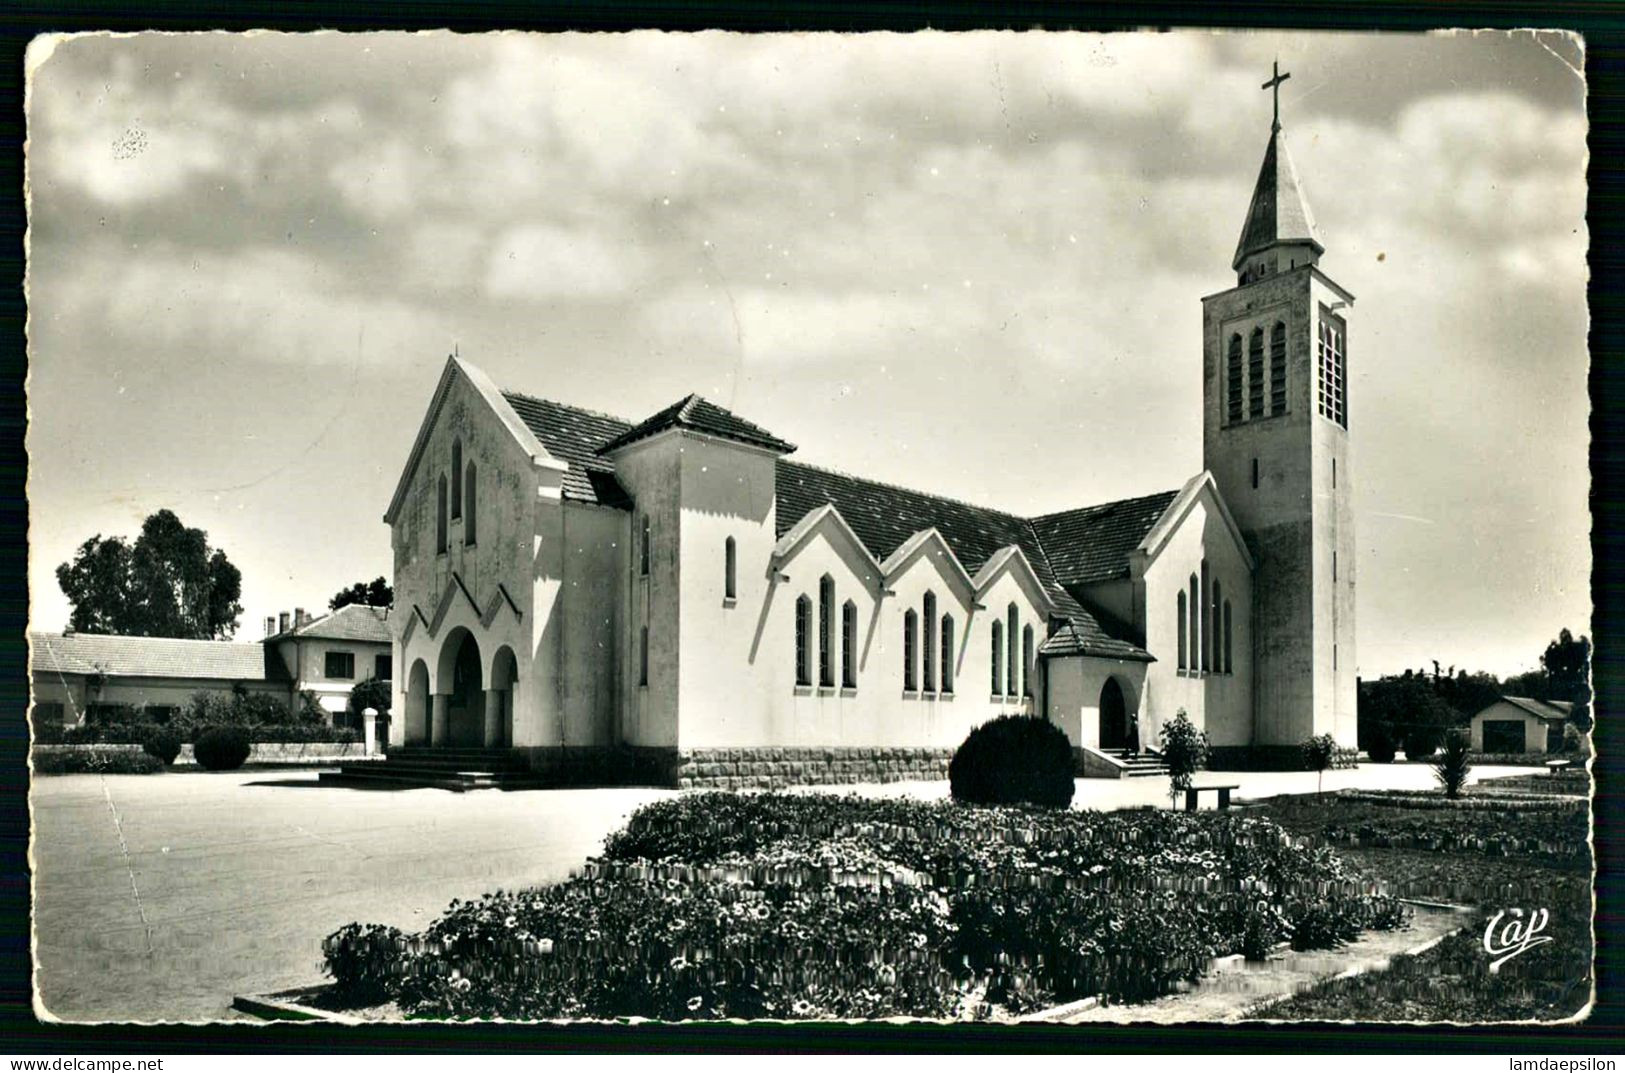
[30,761,1544,1022]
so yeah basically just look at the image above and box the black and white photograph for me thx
[22,28,1593,1027]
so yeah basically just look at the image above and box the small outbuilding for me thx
[1469,695,1572,754]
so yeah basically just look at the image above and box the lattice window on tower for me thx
[1227,333,1244,424]
[1269,321,1287,415]
[1318,312,1347,429]
[1248,327,1265,419]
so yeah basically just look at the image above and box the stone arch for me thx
[435,626,484,747]
[1098,675,1142,752]
[489,645,519,748]
[405,658,431,746]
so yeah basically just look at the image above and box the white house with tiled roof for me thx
[264,604,393,717]
[381,99,1356,785]
[31,604,393,728]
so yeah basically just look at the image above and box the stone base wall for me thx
[1207,744,1360,772]
[514,746,678,787]
[676,747,954,790]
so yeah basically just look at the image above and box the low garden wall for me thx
[1207,744,1360,771]
[509,746,953,789]
[34,741,381,770]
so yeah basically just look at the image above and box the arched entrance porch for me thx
[404,659,430,745]
[434,627,485,747]
[487,646,519,748]
[1099,677,1129,750]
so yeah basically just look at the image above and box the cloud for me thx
[48,243,450,369]
[485,223,652,301]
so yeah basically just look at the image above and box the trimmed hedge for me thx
[948,715,1075,808]
[193,726,253,771]
[33,746,165,775]
[327,793,1411,1019]
[141,727,184,765]
[60,722,358,745]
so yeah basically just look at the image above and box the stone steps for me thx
[1101,749,1171,778]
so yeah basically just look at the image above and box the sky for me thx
[24,29,1589,678]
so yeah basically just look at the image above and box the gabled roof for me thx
[30,632,289,682]
[502,391,634,508]
[270,604,391,645]
[1497,696,1574,722]
[596,394,797,456]
[384,357,566,525]
[1038,619,1154,663]
[1232,126,1324,270]
[442,391,1162,661]
[1030,489,1180,587]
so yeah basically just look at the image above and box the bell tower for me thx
[1201,63,1357,750]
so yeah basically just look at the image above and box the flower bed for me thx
[1334,790,1585,813]
[324,794,1410,1020]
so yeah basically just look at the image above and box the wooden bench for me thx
[1184,783,1241,811]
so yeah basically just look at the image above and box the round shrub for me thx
[1366,733,1397,764]
[193,725,252,771]
[141,727,183,765]
[949,715,1075,808]
[1403,740,1437,762]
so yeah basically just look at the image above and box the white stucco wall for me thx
[609,434,684,749]
[1045,657,1148,752]
[1136,482,1254,750]
[1470,701,1560,753]
[389,368,570,748]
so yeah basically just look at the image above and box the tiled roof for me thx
[272,604,392,644]
[488,392,1162,661]
[775,461,1152,662]
[1499,696,1574,722]
[597,394,797,456]
[1030,489,1180,586]
[502,391,634,508]
[29,632,289,682]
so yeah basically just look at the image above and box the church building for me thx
[382,79,1358,787]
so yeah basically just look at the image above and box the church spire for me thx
[1231,61,1324,279]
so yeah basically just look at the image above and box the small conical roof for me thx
[1231,126,1324,270]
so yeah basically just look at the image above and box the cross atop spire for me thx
[1262,60,1290,131]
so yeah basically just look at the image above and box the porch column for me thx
[431,693,450,746]
[483,689,504,748]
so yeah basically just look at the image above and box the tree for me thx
[347,676,392,718]
[330,576,393,611]
[1158,709,1209,809]
[56,510,243,640]
[1301,733,1337,794]
[1542,628,1592,732]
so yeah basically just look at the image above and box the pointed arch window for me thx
[1200,561,1212,672]
[450,441,463,519]
[639,625,649,687]
[1177,589,1188,670]
[724,537,737,600]
[1270,321,1287,415]
[1189,574,1201,674]
[436,474,448,554]
[1223,599,1234,674]
[922,592,937,693]
[1212,578,1222,674]
[1226,333,1244,424]
[991,620,1004,695]
[640,515,651,577]
[794,595,812,686]
[841,600,858,689]
[464,463,478,546]
[818,575,835,688]
[1318,313,1347,429]
[903,610,918,692]
[1248,328,1265,419]
[1022,626,1035,698]
[940,614,955,695]
[1007,604,1020,697]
